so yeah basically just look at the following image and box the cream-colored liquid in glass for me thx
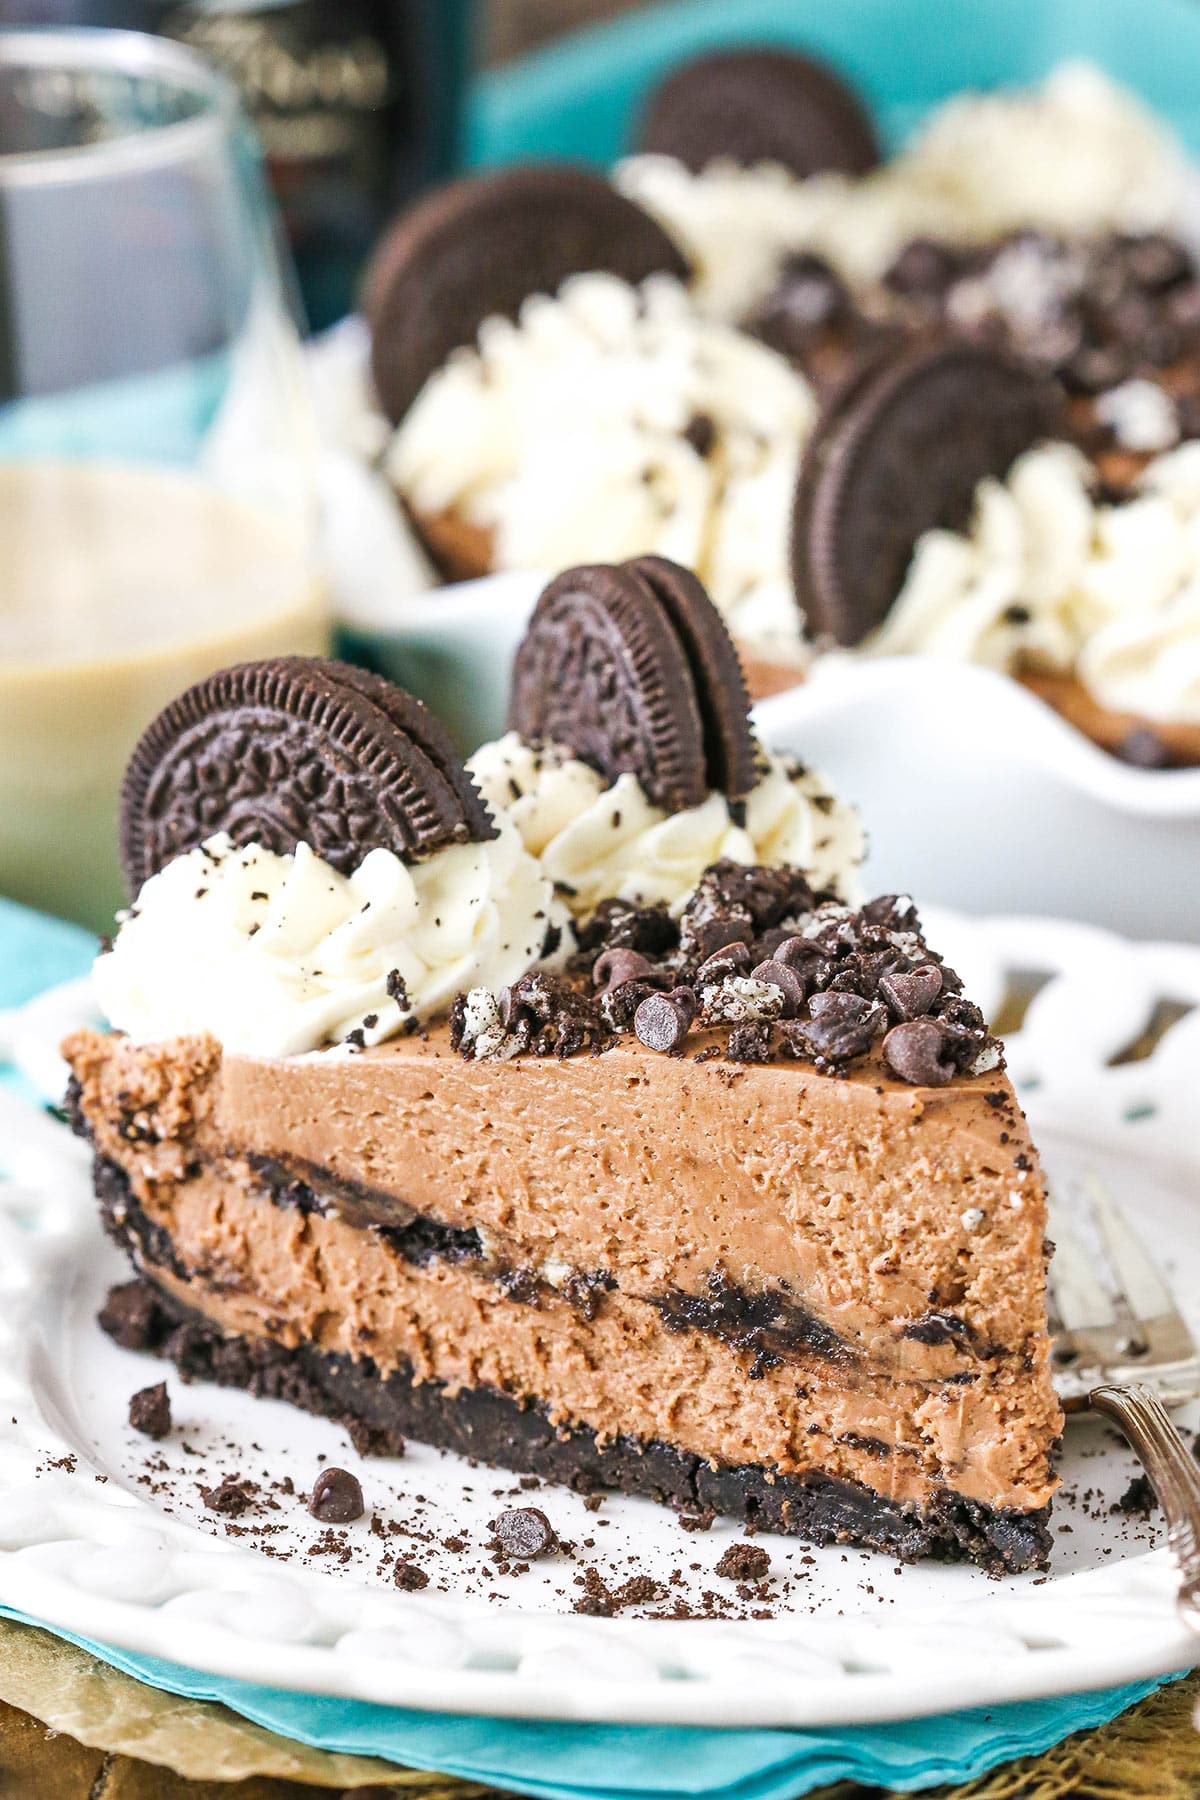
[0,461,330,932]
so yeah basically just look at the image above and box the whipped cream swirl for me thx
[387,272,815,660]
[617,63,1186,320]
[94,825,566,1058]
[467,733,863,916]
[866,439,1200,725]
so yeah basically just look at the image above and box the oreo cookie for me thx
[636,47,880,180]
[363,165,690,424]
[791,341,1063,646]
[509,558,756,813]
[628,555,756,803]
[119,657,495,895]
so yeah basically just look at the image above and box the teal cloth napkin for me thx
[467,0,1200,169]
[0,1607,1173,1800]
[0,891,1184,1786]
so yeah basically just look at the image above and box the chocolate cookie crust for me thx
[636,47,881,181]
[119,656,494,892]
[364,164,690,424]
[791,342,1063,645]
[101,1271,1052,1575]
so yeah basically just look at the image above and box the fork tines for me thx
[1046,1173,1200,1410]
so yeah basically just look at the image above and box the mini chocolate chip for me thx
[879,963,943,1021]
[771,934,820,971]
[494,1506,556,1560]
[750,959,805,1017]
[308,1466,364,1524]
[1116,726,1172,769]
[883,1018,956,1086]
[128,1382,171,1440]
[393,1559,429,1590]
[696,941,752,985]
[593,947,653,991]
[634,990,696,1054]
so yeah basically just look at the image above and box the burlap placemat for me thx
[0,1617,1196,1798]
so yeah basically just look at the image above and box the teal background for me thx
[467,0,1200,170]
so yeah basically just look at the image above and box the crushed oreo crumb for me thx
[715,1542,771,1581]
[200,1476,257,1517]
[393,1558,429,1590]
[128,1382,171,1440]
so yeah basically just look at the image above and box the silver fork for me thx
[1047,1172,1200,1633]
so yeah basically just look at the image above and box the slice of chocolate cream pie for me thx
[64,556,1061,1573]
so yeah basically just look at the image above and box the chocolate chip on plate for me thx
[634,989,697,1054]
[128,1382,171,1441]
[883,1018,957,1086]
[494,1506,556,1560]
[879,963,943,1020]
[308,1466,365,1524]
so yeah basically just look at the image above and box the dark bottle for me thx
[0,0,476,330]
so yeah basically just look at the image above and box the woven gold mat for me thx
[0,1617,1195,1797]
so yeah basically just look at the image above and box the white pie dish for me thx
[337,567,1200,943]
[0,911,1196,1727]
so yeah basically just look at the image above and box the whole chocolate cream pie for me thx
[64,560,1062,1574]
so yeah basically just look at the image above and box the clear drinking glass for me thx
[0,28,330,931]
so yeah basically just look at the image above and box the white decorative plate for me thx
[0,911,1197,1728]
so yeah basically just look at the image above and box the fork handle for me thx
[1091,1382,1200,1634]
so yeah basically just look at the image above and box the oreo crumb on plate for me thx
[128,1382,171,1441]
[716,1542,772,1581]
[393,1558,430,1590]
[199,1476,257,1517]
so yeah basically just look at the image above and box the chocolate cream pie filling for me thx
[64,569,1061,1573]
